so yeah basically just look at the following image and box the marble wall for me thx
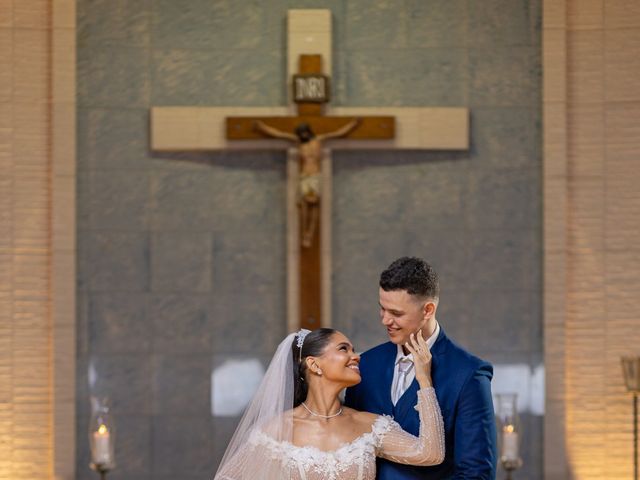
[76,1,542,479]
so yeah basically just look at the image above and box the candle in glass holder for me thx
[502,424,519,461]
[93,424,112,464]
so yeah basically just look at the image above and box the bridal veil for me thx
[214,332,298,479]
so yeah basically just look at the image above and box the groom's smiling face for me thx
[379,288,431,347]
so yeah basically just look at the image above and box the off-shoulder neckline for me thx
[251,414,394,456]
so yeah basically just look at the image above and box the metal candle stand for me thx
[634,392,639,480]
[501,457,523,480]
[621,356,640,480]
[90,463,110,480]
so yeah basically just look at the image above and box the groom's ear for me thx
[422,300,436,319]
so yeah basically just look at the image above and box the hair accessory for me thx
[296,329,311,361]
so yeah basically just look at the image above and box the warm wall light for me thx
[621,356,640,480]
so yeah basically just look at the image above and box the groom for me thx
[345,257,497,479]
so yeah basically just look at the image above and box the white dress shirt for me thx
[390,322,440,405]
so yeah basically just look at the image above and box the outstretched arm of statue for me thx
[253,120,297,142]
[317,118,361,141]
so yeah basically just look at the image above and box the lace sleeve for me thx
[375,387,445,466]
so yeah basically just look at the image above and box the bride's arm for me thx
[376,387,445,465]
[376,332,445,465]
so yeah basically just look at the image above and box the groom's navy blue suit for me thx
[345,328,497,479]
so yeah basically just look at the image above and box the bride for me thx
[214,328,445,479]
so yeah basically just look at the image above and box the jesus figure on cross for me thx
[254,118,360,247]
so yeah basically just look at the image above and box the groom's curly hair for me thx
[379,256,440,299]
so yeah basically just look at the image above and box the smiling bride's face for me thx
[309,331,361,387]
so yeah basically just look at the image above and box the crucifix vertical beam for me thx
[225,16,394,332]
[288,11,331,332]
[297,54,324,332]
[289,146,324,333]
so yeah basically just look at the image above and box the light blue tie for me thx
[393,358,414,405]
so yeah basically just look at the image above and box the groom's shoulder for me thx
[361,341,395,361]
[443,334,493,376]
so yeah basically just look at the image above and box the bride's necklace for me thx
[301,402,343,419]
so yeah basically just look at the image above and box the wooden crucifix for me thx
[150,9,470,333]
[226,54,394,330]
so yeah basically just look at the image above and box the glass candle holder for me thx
[89,397,115,470]
[495,393,522,468]
[622,356,640,393]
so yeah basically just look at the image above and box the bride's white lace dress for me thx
[216,387,445,480]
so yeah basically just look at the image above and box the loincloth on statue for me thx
[299,173,321,199]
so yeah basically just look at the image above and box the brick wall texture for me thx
[544,0,640,478]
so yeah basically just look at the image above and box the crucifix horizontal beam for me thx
[151,106,468,151]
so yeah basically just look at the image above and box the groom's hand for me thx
[404,332,433,388]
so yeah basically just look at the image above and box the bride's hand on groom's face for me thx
[404,332,433,388]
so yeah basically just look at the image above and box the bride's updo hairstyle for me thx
[292,327,336,407]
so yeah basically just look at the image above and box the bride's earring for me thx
[317,368,323,376]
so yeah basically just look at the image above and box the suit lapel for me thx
[430,326,448,357]
[430,328,450,392]
[381,343,396,408]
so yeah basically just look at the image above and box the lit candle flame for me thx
[504,424,515,433]
[97,424,108,435]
